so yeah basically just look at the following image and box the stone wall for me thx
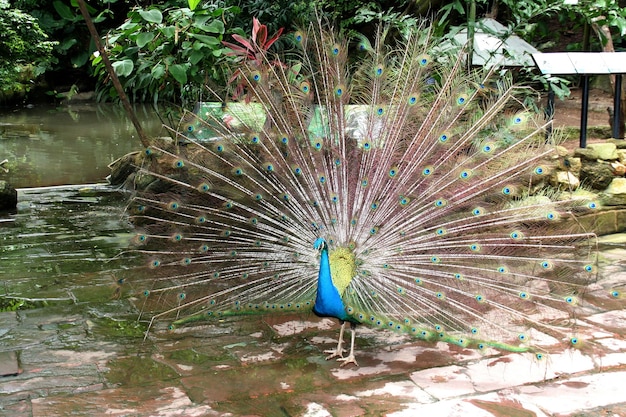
[550,139,626,235]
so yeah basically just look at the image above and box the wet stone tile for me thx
[31,385,221,417]
[0,351,19,377]
[586,310,626,331]
[514,370,626,415]
[409,365,475,399]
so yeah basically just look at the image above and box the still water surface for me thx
[0,103,165,188]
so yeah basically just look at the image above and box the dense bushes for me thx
[0,0,56,102]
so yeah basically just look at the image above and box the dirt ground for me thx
[546,86,623,153]
[551,87,615,128]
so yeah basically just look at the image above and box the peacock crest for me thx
[124,17,599,366]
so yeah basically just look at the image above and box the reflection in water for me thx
[0,103,168,188]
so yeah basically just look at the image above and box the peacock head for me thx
[314,237,327,251]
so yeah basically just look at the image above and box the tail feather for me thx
[122,19,598,353]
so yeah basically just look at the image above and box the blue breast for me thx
[312,239,350,321]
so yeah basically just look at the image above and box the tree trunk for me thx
[592,22,625,139]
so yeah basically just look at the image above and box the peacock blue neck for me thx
[312,238,353,322]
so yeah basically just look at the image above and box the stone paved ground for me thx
[1,179,625,416]
[0,235,624,416]
[1,89,624,416]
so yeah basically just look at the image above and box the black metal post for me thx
[545,86,555,141]
[613,74,622,139]
[580,75,590,148]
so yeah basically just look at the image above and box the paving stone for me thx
[0,351,19,377]
[302,402,333,417]
[587,310,626,330]
[515,371,626,415]
[409,365,475,399]
[464,350,595,392]
[354,380,433,403]
[1,217,625,415]
[30,386,220,417]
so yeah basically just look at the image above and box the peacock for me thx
[122,17,600,367]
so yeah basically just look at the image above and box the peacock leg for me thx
[337,323,358,367]
[324,320,347,359]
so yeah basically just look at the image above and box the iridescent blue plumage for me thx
[312,237,359,365]
[312,238,349,321]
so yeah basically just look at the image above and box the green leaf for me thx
[59,38,78,51]
[169,64,188,84]
[138,9,163,24]
[71,51,89,67]
[160,26,176,39]
[136,61,153,74]
[125,46,141,56]
[53,1,76,20]
[189,33,220,46]
[151,64,165,79]
[69,0,96,14]
[112,59,134,77]
[193,19,225,33]
[120,20,139,31]
[189,50,204,65]
[188,0,201,11]
[108,34,121,44]
[136,32,155,48]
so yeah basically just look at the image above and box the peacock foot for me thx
[337,354,358,367]
[324,347,346,360]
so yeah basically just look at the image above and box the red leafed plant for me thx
[222,17,284,64]
[222,18,284,100]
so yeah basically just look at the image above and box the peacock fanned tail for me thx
[124,18,599,361]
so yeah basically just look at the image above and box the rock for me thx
[580,161,615,190]
[588,143,619,160]
[550,170,580,190]
[611,161,626,176]
[574,147,598,161]
[574,143,619,161]
[60,91,95,102]
[559,156,581,174]
[107,151,141,185]
[601,177,626,206]
[618,149,626,164]
[0,180,17,210]
[608,138,626,149]
[0,351,20,377]
[554,145,570,158]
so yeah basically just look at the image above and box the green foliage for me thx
[504,0,626,98]
[0,296,39,312]
[0,0,56,101]
[576,0,626,35]
[15,0,116,74]
[93,1,240,104]
[351,6,420,38]
[500,0,625,51]
[434,0,626,100]
[316,0,415,32]
[227,0,313,34]
[436,0,626,50]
